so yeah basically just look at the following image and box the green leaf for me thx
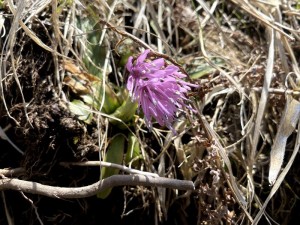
[116,39,135,67]
[76,16,106,78]
[97,134,125,199]
[68,100,93,124]
[125,133,141,167]
[109,91,138,128]
[80,81,120,114]
[94,82,120,114]
[188,58,224,79]
[75,8,122,114]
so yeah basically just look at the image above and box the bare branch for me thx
[0,175,194,199]
[60,161,159,177]
[0,168,25,177]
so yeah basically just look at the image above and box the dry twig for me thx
[0,175,194,199]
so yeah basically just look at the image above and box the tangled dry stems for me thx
[0,0,299,224]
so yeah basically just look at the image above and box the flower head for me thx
[126,49,197,132]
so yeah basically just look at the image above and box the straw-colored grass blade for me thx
[268,96,300,185]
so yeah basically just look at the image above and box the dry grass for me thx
[0,0,300,224]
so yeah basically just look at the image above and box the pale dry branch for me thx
[0,168,25,177]
[19,192,44,225]
[60,161,159,177]
[0,175,194,199]
[1,192,13,225]
[0,125,24,155]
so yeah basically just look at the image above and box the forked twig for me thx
[98,19,188,75]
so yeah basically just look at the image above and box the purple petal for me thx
[136,49,150,64]
[125,49,197,132]
[151,58,164,68]
[126,56,133,72]
[126,76,134,93]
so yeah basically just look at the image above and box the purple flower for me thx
[126,49,197,132]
